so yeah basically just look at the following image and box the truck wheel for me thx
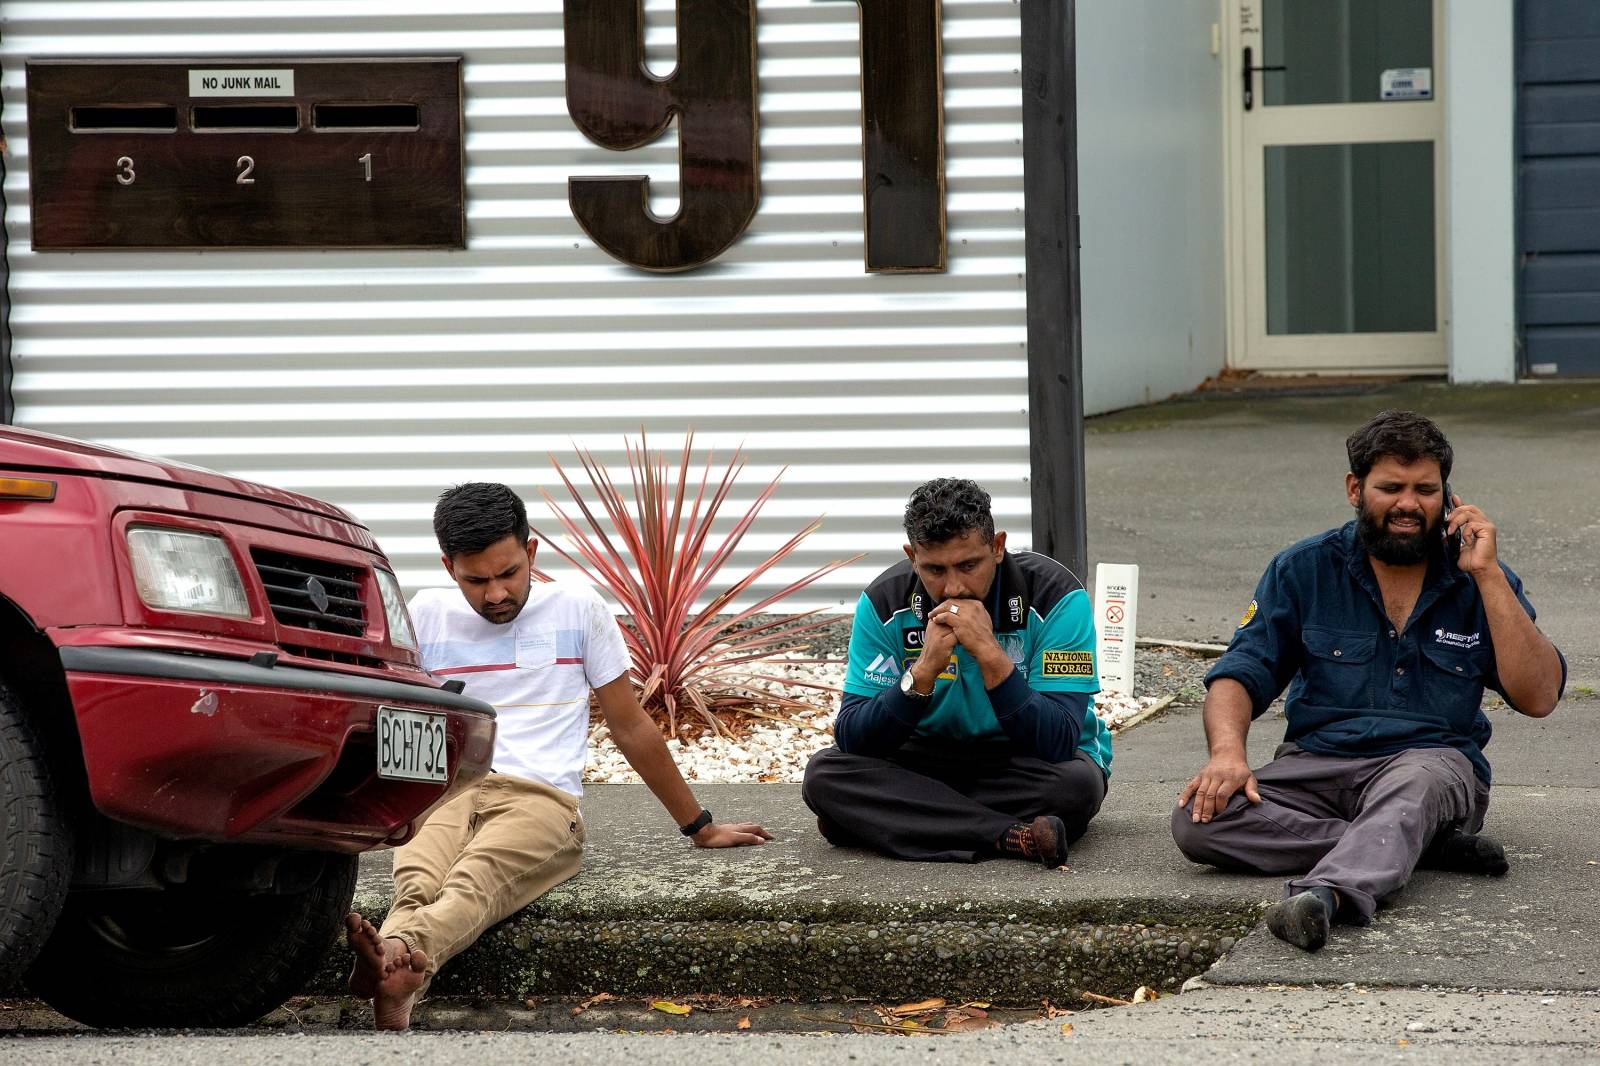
[26,852,358,1028]
[0,684,72,972]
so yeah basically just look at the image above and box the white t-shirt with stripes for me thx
[408,582,631,797]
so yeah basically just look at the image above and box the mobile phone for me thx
[1441,481,1462,563]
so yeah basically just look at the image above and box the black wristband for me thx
[679,808,713,837]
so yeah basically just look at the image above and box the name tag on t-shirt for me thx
[515,631,556,670]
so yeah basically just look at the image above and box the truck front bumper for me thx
[60,646,497,852]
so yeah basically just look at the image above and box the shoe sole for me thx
[1265,892,1329,952]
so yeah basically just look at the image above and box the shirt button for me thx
[1333,649,1342,657]
[1396,667,1405,676]
[1389,629,1397,638]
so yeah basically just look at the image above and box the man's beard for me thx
[477,589,529,625]
[1356,492,1440,566]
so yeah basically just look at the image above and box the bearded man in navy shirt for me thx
[1171,411,1565,952]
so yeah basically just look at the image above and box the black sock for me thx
[1309,886,1339,920]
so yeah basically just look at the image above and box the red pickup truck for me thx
[0,426,495,1028]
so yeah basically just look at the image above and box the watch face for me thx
[900,669,914,693]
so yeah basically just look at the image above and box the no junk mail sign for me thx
[26,0,950,272]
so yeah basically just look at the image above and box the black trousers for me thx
[801,737,1108,863]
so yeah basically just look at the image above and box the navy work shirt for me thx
[1206,522,1566,784]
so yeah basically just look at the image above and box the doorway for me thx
[1225,0,1446,373]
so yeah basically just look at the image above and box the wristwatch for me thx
[900,668,932,701]
[679,808,713,837]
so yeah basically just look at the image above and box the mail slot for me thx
[26,57,465,249]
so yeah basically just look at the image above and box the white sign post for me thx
[1094,563,1139,697]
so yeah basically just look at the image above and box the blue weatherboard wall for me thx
[1518,1,1600,376]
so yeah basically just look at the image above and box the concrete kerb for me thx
[311,782,1274,1004]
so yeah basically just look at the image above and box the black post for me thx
[1020,0,1087,580]
[0,98,10,426]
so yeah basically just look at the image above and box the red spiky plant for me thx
[529,433,863,737]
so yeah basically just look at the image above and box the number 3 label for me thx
[116,157,135,185]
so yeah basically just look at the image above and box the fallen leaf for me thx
[1398,1039,1409,1047]
[1587,860,1597,866]
[890,997,946,1016]
[942,1014,998,1033]
[651,1000,692,1016]
[1060,1022,1075,1036]
[570,992,615,1016]
[960,1001,992,1011]
[963,1006,990,1019]
[1132,986,1160,1004]
[736,1017,751,1030]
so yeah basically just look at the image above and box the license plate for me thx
[376,706,448,783]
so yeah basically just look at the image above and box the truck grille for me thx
[251,549,368,637]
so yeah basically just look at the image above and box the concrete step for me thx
[313,783,1273,1002]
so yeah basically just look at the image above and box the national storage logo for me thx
[1041,650,1094,677]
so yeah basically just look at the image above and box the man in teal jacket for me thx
[802,478,1111,866]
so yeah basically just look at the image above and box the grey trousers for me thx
[1170,743,1488,922]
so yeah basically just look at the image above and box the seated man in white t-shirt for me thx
[346,482,771,1030]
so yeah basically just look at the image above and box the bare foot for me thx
[373,947,428,1031]
[344,912,399,999]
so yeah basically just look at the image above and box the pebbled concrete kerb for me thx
[310,783,1270,1002]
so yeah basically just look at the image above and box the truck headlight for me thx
[375,568,418,650]
[126,528,250,619]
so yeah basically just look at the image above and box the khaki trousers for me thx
[380,772,584,989]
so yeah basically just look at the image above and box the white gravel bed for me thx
[583,659,1171,784]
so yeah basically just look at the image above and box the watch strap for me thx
[679,808,713,837]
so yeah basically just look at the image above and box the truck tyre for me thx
[0,684,72,973]
[26,851,358,1028]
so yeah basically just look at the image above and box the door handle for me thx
[1243,45,1287,111]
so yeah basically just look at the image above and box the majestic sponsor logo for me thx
[1008,595,1023,624]
[1041,650,1094,677]
[1434,628,1481,650]
[1238,599,1258,628]
[863,653,899,686]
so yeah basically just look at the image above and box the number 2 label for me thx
[236,156,256,185]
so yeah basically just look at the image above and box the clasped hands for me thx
[907,599,1012,693]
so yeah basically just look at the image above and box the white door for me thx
[1227,0,1445,373]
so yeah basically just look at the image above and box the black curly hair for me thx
[433,482,530,559]
[903,478,995,547]
[1345,410,1453,484]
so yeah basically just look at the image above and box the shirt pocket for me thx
[1300,626,1377,708]
[1419,642,1489,727]
[515,630,557,671]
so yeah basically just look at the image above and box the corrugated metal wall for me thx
[1517,0,1600,377]
[0,0,1030,607]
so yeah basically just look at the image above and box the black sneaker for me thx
[1422,829,1510,876]
[1264,889,1333,952]
[999,815,1069,867]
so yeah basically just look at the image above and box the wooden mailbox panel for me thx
[27,58,464,250]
